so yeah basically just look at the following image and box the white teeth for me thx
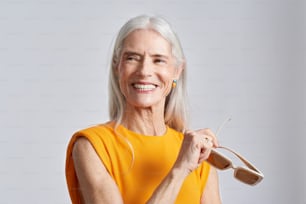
[133,84,156,90]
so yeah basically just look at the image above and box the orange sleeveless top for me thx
[65,122,210,204]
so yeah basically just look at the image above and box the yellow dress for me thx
[65,122,210,204]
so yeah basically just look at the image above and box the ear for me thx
[114,66,119,76]
[174,61,185,79]
[113,59,119,76]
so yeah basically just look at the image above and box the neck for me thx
[121,104,167,136]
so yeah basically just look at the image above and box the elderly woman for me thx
[66,15,221,204]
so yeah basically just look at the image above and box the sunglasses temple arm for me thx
[218,146,263,175]
[215,117,231,137]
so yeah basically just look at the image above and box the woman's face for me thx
[116,29,182,109]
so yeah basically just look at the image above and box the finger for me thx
[198,128,219,147]
[203,137,213,146]
[198,148,212,164]
[205,129,219,147]
[200,138,213,155]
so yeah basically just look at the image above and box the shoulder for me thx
[69,121,116,144]
[72,137,93,156]
[71,120,116,155]
[74,121,114,136]
[66,122,116,164]
[71,136,105,170]
[71,121,118,146]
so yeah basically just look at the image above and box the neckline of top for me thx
[107,121,169,138]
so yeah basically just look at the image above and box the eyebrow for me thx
[152,54,169,59]
[122,50,169,59]
[123,51,140,56]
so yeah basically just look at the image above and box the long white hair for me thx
[109,15,188,132]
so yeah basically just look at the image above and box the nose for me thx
[137,56,153,77]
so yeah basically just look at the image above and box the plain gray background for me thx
[0,0,305,203]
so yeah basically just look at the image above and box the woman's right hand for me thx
[174,128,219,175]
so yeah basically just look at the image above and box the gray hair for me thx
[108,15,188,132]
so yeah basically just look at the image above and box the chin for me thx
[128,99,162,109]
[133,102,156,109]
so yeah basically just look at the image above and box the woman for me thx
[66,15,222,204]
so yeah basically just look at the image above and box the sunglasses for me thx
[207,117,264,186]
[207,146,264,185]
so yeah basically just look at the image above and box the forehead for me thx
[122,29,172,55]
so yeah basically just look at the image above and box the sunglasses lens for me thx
[235,168,261,185]
[207,150,231,170]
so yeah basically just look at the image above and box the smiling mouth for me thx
[132,83,157,91]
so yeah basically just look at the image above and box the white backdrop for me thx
[0,0,305,203]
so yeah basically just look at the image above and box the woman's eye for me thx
[154,59,166,64]
[126,55,139,61]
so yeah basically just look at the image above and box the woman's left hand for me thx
[174,128,219,174]
[195,128,219,165]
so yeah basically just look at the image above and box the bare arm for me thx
[201,167,222,204]
[145,166,189,204]
[72,137,124,204]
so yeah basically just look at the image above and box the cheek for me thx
[117,61,136,79]
[116,67,128,94]
[118,73,129,93]
[164,82,172,96]
[117,63,129,82]
[160,70,175,94]
[160,68,176,83]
